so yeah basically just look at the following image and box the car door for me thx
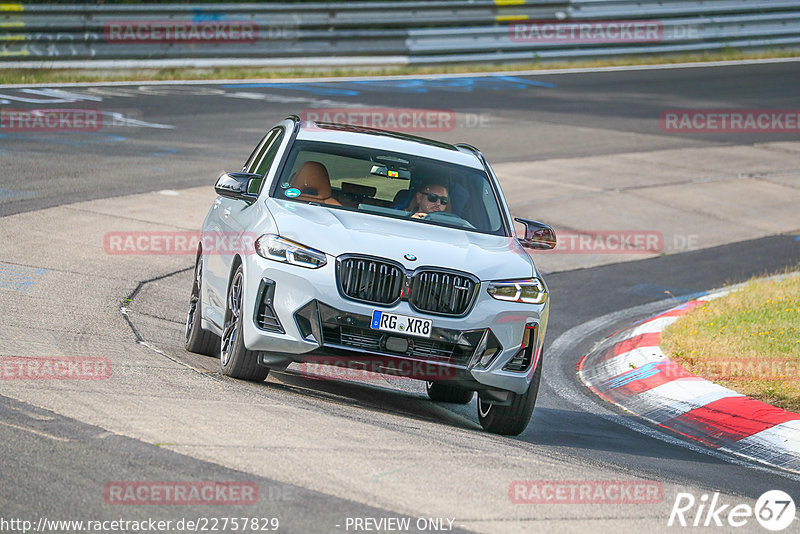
[204,128,284,329]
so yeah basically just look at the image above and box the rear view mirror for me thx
[515,217,556,250]
[215,172,261,204]
[370,164,388,177]
[370,164,410,180]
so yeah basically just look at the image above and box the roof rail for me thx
[454,143,487,164]
[285,115,302,135]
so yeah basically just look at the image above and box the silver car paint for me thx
[266,198,538,282]
[200,119,550,395]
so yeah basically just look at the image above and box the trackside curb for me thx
[578,285,800,474]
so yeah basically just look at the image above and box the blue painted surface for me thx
[345,76,556,93]
[601,361,663,390]
[221,76,555,96]
[0,263,47,293]
[192,11,227,22]
[0,188,35,199]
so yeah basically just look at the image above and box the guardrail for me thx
[1,1,798,67]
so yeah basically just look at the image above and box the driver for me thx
[408,179,450,219]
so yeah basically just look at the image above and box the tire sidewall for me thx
[220,267,245,374]
[478,354,542,433]
[185,254,205,348]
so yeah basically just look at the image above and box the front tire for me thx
[220,266,269,382]
[426,381,474,404]
[185,254,220,356]
[477,356,542,436]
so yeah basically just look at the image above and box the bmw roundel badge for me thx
[404,253,417,261]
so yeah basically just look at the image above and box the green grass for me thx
[661,272,800,412]
[1,49,798,85]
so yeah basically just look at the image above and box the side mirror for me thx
[214,172,261,204]
[514,217,556,250]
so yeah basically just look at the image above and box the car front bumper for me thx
[240,254,549,395]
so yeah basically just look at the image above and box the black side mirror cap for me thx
[214,172,261,204]
[514,217,557,250]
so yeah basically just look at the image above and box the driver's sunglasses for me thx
[424,193,449,205]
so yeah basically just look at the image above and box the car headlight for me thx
[255,234,327,269]
[487,278,547,305]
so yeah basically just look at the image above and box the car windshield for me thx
[271,140,508,236]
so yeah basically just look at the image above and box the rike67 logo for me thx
[668,490,796,531]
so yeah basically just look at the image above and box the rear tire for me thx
[426,381,474,404]
[220,266,269,382]
[184,254,220,356]
[477,356,542,436]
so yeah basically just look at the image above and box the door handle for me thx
[223,208,231,218]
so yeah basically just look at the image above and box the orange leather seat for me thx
[290,161,341,206]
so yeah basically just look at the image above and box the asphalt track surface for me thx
[2,61,800,532]
[3,60,800,217]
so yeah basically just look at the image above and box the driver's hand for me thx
[411,212,427,219]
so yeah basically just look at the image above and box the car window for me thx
[243,131,275,173]
[246,128,285,194]
[272,140,507,236]
[254,129,285,176]
[480,179,502,232]
[287,149,409,202]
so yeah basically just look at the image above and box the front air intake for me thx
[504,324,538,372]
[254,278,284,333]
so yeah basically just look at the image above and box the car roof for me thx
[295,121,485,170]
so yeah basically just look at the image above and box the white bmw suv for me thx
[185,116,556,435]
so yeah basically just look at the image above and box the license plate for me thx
[371,310,432,338]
